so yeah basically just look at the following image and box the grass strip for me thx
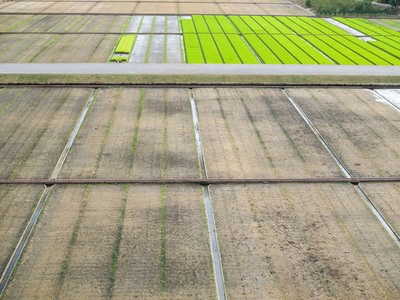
[227,34,259,64]
[106,185,128,300]
[198,34,223,64]
[243,34,281,64]
[183,34,204,63]
[258,34,299,64]
[2,74,399,85]
[129,88,145,169]
[213,34,241,64]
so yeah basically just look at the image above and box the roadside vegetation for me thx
[305,0,398,16]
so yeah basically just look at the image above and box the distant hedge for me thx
[305,0,397,15]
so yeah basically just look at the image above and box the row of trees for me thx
[305,0,398,15]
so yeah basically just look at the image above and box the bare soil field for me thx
[288,88,400,177]
[135,3,178,14]
[2,184,215,299]
[58,88,198,180]
[0,88,89,179]
[89,2,138,14]
[178,3,223,14]
[194,88,342,178]
[211,183,400,299]
[361,182,400,236]
[218,3,266,15]
[258,3,311,15]
[0,33,119,63]
[0,185,43,277]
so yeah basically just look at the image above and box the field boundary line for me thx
[373,89,400,113]
[189,89,226,300]
[283,88,400,249]
[0,89,98,297]
[1,178,400,185]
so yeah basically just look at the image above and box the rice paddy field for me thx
[1,14,400,65]
[1,0,400,298]
[0,87,399,299]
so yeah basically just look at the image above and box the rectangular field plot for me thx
[59,88,199,180]
[0,33,119,63]
[193,88,343,179]
[211,183,400,299]
[0,88,91,179]
[0,185,44,277]
[361,183,400,237]
[2,184,214,299]
[287,88,400,178]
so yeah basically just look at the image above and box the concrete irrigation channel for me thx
[1,86,400,299]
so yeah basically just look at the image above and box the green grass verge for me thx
[3,73,399,86]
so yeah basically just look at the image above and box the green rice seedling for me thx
[331,35,390,65]
[369,40,400,59]
[243,34,281,64]
[356,18,400,36]
[216,16,238,34]
[302,35,355,65]
[240,16,266,34]
[344,36,400,65]
[289,17,324,35]
[251,16,280,35]
[114,35,136,54]
[317,35,372,65]
[273,35,317,64]
[229,16,253,34]
[193,15,210,34]
[227,34,259,64]
[198,34,223,63]
[213,34,241,63]
[286,35,334,65]
[204,15,224,34]
[184,34,204,63]
[181,19,196,33]
[374,35,400,49]
[263,17,293,34]
[311,18,350,35]
[258,34,299,64]
[334,17,377,36]
[275,17,309,35]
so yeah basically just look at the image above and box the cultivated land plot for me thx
[361,183,400,237]
[59,88,198,180]
[193,88,343,178]
[0,33,119,63]
[211,183,400,299]
[3,184,214,299]
[0,87,90,180]
[287,88,400,177]
[0,185,43,277]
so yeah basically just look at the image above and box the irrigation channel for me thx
[1,85,400,298]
